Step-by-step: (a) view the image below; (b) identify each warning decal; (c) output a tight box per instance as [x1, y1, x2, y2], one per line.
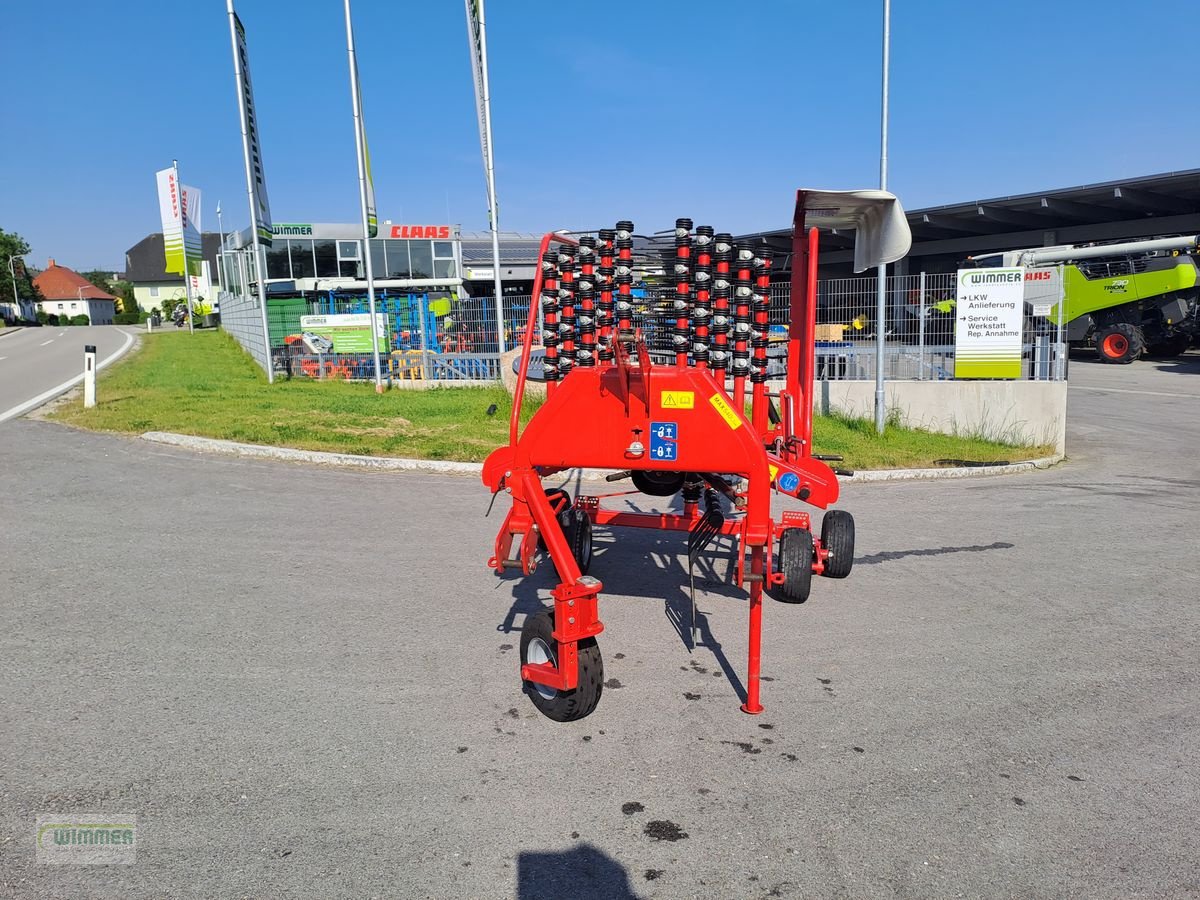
[660, 390, 695, 409]
[708, 393, 743, 430]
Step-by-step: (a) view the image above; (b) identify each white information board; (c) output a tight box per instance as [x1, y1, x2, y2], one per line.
[954, 268, 1025, 378]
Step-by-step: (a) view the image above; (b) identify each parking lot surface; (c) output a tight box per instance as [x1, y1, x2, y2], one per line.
[2, 353, 1198, 898]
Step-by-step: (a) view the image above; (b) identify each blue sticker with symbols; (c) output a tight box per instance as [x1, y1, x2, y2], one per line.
[778, 472, 800, 493]
[649, 421, 679, 461]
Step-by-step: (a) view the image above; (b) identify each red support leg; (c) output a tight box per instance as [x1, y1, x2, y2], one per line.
[741, 545, 765, 715]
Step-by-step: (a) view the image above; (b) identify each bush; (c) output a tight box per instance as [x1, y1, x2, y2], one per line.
[46, 314, 59, 326]
[69, 314, 90, 326]
[114, 312, 141, 325]
[36, 309, 49, 325]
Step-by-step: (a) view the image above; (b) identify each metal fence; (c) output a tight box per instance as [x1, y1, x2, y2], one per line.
[222, 273, 1067, 384]
[218, 292, 272, 374]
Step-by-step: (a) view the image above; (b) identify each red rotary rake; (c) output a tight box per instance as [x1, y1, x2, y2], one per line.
[483, 190, 911, 721]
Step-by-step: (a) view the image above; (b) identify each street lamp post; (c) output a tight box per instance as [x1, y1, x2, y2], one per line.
[874, 0, 892, 434]
[216, 202, 225, 294]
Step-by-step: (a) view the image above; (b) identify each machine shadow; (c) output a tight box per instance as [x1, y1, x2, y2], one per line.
[494, 505, 751, 702]
[516, 844, 641, 900]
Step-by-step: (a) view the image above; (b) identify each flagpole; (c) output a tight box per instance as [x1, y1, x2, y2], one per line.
[344, 0, 384, 392]
[227, 0, 274, 383]
[174, 159, 195, 334]
[465, 0, 506, 355]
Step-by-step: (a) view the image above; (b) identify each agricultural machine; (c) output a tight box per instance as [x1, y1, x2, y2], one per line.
[972, 234, 1200, 364]
[483, 190, 912, 721]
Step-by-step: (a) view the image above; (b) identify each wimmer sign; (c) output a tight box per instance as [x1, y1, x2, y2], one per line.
[954, 267, 1025, 378]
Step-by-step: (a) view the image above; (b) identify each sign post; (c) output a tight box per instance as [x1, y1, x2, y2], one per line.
[954, 268, 1025, 378]
[227, 0, 275, 383]
[465, 0, 507, 355]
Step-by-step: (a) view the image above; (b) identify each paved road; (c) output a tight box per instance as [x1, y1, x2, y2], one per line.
[2, 353, 1198, 898]
[0, 326, 136, 423]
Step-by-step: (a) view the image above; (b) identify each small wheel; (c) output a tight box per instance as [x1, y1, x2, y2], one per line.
[519, 610, 603, 722]
[552, 507, 593, 578]
[775, 527, 814, 603]
[820, 510, 855, 579]
[1094, 324, 1144, 364]
[631, 470, 685, 497]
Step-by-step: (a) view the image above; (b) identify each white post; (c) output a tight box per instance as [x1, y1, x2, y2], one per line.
[873, 0, 891, 434]
[83, 344, 97, 408]
[174, 159, 195, 335]
[227, 0, 275, 383]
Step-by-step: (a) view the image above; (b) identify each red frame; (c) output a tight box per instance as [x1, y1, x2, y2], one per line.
[489, 193, 838, 715]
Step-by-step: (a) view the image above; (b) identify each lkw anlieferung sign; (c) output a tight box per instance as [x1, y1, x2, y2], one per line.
[954, 267, 1025, 379]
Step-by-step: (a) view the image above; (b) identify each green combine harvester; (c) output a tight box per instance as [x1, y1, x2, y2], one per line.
[972, 235, 1199, 363]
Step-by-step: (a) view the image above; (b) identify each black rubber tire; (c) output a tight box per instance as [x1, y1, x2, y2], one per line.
[552, 507, 593, 578]
[631, 470, 686, 497]
[536, 489, 571, 552]
[776, 528, 814, 604]
[519, 610, 603, 722]
[1094, 323, 1144, 364]
[1146, 334, 1191, 358]
[820, 510, 855, 579]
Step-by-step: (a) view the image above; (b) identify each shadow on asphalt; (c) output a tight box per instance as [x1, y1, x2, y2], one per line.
[493, 492, 751, 703]
[854, 541, 1015, 566]
[517, 844, 641, 900]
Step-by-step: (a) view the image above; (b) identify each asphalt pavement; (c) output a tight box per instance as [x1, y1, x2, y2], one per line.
[0, 326, 136, 423]
[1, 352, 1198, 898]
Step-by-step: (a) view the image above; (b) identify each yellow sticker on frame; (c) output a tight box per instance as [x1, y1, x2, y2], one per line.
[661, 390, 695, 410]
[708, 392, 742, 430]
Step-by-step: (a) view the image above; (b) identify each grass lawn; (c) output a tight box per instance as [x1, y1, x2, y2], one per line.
[51, 329, 1053, 467]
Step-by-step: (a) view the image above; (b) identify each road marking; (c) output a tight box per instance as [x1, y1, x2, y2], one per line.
[0, 329, 136, 424]
[1072, 385, 1198, 400]
[0, 356, 6, 361]
[59, 331, 66, 336]
[39, 339, 54, 346]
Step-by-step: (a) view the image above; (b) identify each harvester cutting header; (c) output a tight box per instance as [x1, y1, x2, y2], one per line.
[483, 190, 912, 721]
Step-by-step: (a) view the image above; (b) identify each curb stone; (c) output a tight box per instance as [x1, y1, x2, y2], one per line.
[141, 431, 1064, 483]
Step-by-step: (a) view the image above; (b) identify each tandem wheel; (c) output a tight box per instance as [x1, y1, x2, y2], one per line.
[820, 510, 856, 579]
[519, 610, 604, 722]
[775, 527, 814, 604]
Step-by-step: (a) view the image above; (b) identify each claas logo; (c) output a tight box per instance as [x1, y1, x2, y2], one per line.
[1025, 271, 1052, 281]
[390, 225, 451, 239]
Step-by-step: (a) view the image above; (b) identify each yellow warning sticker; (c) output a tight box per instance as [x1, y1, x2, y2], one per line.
[708, 392, 743, 430]
[768, 464, 779, 483]
[661, 390, 695, 410]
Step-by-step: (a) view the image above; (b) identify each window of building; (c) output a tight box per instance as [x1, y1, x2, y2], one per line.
[57, 303, 64, 310]
[71, 302, 77, 310]
[386, 241, 410, 278]
[433, 241, 456, 279]
[337, 240, 362, 279]
[150, 286, 160, 298]
[313, 240, 338, 278]
[288, 240, 316, 279]
[409, 241, 433, 279]
[368, 239, 387, 279]
[265, 243, 291, 279]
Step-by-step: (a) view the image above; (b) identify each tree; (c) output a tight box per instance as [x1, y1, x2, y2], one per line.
[0, 228, 43, 321]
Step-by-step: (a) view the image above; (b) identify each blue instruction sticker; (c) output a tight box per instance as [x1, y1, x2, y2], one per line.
[778, 472, 800, 493]
[649, 421, 679, 461]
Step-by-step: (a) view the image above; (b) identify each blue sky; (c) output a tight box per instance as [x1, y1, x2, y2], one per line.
[1, 0, 1193, 270]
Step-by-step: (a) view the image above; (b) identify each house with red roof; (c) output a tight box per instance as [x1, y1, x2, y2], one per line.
[32, 259, 116, 325]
